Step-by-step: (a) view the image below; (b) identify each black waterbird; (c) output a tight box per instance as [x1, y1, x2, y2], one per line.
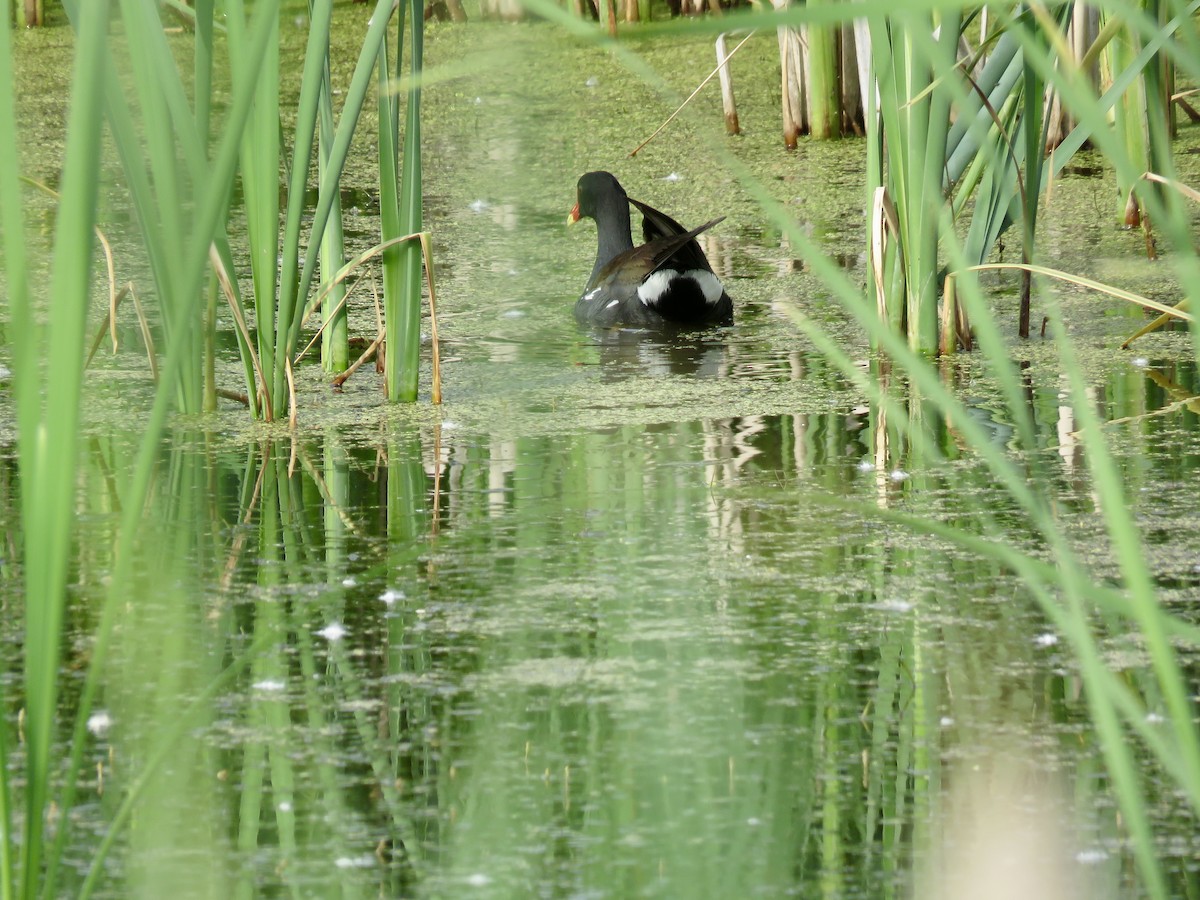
[567, 171, 733, 328]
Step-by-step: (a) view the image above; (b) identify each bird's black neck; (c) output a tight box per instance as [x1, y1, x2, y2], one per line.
[589, 192, 635, 287]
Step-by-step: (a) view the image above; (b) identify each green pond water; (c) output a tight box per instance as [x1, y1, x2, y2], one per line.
[6, 8, 1200, 899]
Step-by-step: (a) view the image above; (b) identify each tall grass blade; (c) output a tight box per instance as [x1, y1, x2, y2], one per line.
[273, 0, 336, 410]
[284, 0, 396, 391]
[0, 5, 26, 895]
[112, 0, 207, 412]
[388, 0, 425, 402]
[226, 0, 282, 414]
[38, 5, 282, 893]
[212, 236, 266, 416]
[12, 0, 110, 892]
[1017, 18, 1051, 340]
[379, 16, 404, 393]
[317, 26, 350, 374]
[195, 0, 219, 411]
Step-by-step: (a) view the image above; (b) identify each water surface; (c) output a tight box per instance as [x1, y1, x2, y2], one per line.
[5, 10, 1200, 899]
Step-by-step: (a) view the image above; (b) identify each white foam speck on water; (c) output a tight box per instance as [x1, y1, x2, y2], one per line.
[889, 469, 910, 482]
[380, 588, 405, 606]
[875, 598, 913, 613]
[1034, 633, 1058, 647]
[252, 679, 286, 693]
[335, 855, 376, 869]
[317, 622, 347, 642]
[87, 711, 113, 737]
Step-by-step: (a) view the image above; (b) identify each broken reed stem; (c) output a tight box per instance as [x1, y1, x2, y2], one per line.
[86, 284, 131, 368]
[294, 276, 363, 363]
[716, 33, 740, 135]
[285, 356, 298, 430]
[419, 231, 442, 405]
[98, 227, 117, 349]
[128, 285, 159, 382]
[216, 388, 250, 406]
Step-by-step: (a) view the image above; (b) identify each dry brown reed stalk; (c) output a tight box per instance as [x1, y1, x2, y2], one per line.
[299, 232, 424, 328]
[285, 356, 298, 430]
[629, 30, 756, 157]
[868, 186, 898, 323]
[85, 282, 160, 382]
[209, 243, 273, 421]
[295, 230, 441, 400]
[1173, 88, 1200, 122]
[128, 285, 158, 381]
[293, 276, 364, 363]
[776, 10, 804, 148]
[215, 388, 249, 406]
[332, 336, 384, 389]
[419, 231, 442, 404]
[939, 275, 973, 354]
[86, 284, 129, 367]
[716, 33, 740, 134]
[947, 261, 1191, 352]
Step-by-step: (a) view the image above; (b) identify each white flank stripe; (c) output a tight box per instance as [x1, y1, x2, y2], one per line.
[688, 269, 725, 305]
[637, 268, 725, 308]
[637, 270, 675, 307]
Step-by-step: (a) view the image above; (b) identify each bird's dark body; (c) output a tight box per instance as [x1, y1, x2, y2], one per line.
[569, 172, 733, 329]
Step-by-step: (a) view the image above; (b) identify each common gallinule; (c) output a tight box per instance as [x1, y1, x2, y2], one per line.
[567, 171, 733, 328]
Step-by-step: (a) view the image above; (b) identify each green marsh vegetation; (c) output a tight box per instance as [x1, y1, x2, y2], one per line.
[1, 0, 1200, 897]
[2, 0, 434, 894]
